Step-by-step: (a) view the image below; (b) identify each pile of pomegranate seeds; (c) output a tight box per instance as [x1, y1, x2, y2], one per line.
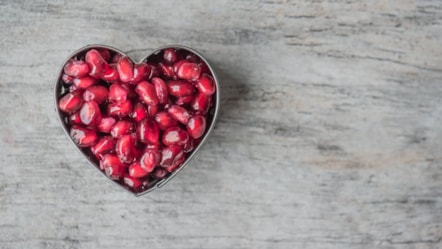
[57, 47, 216, 193]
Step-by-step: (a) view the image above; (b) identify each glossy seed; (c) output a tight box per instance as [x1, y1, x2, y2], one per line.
[186, 115, 206, 139]
[58, 92, 84, 114]
[70, 125, 97, 147]
[117, 56, 134, 82]
[135, 81, 159, 105]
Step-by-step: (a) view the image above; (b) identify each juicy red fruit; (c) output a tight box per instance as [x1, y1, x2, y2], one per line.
[58, 47, 217, 193]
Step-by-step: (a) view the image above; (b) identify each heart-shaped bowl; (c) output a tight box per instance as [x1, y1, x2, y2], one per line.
[54, 44, 220, 196]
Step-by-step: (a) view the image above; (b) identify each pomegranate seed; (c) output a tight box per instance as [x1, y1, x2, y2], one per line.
[173, 60, 187, 74]
[176, 62, 201, 81]
[163, 48, 177, 64]
[185, 53, 199, 63]
[83, 85, 109, 104]
[112, 53, 124, 64]
[152, 77, 169, 104]
[64, 59, 90, 78]
[135, 81, 159, 105]
[147, 105, 158, 118]
[111, 120, 135, 138]
[158, 62, 175, 79]
[187, 115, 206, 139]
[191, 92, 211, 114]
[183, 137, 194, 153]
[91, 136, 116, 159]
[79, 101, 102, 126]
[128, 162, 149, 178]
[160, 145, 184, 167]
[166, 155, 186, 173]
[69, 112, 82, 125]
[168, 105, 191, 124]
[73, 76, 98, 89]
[58, 92, 83, 114]
[100, 154, 126, 179]
[96, 48, 111, 62]
[152, 167, 168, 179]
[116, 134, 137, 164]
[123, 174, 147, 188]
[162, 127, 190, 146]
[117, 56, 134, 82]
[131, 63, 151, 84]
[137, 119, 159, 144]
[97, 116, 116, 133]
[109, 83, 128, 104]
[140, 149, 161, 173]
[154, 112, 178, 130]
[101, 63, 120, 82]
[196, 73, 216, 96]
[175, 94, 194, 105]
[147, 62, 159, 79]
[70, 125, 97, 147]
[85, 49, 108, 79]
[167, 80, 195, 97]
[62, 74, 74, 85]
[129, 102, 147, 122]
[107, 100, 132, 118]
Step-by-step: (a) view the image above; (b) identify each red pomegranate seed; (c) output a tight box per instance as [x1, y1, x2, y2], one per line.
[96, 48, 111, 62]
[158, 62, 175, 79]
[173, 60, 187, 75]
[131, 63, 151, 84]
[107, 99, 132, 118]
[85, 49, 108, 79]
[64, 59, 90, 78]
[110, 120, 135, 138]
[58, 92, 83, 114]
[100, 154, 126, 179]
[198, 62, 211, 75]
[62, 74, 74, 85]
[135, 81, 159, 105]
[187, 115, 206, 139]
[73, 76, 98, 89]
[185, 53, 199, 63]
[137, 119, 159, 144]
[162, 127, 190, 146]
[154, 112, 178, 130]
[191, 92, 211, 114]
[91, 136, 116, 159]
[168, 105, 191, 124]
[166, 154, 185, 173]
[97, 116, 116, 133]
[167, 80, 195, 97]
[152, 77, 169, 104]
[109, 83, 128, 104]
[128, 162, 149, 178]
[112, 53, 124, 64]
[152, 167, 168, 179]
[147, 105, 158, 118]
[116, 134, 137, 164]
[117, 56, 134, 82]
[140, 149, 161, 173]
[123, 174, 147, 188]
[70, 125, 97, 147]
[160, 145, 184, 167]
[196, 73, 216, 96]
[69, 112, 82, 125]
[79, 101, 102, 126]
[129, 102, 147, 122]
[176, 62, 201, 81]
[147, 62, 160, 79]
[101, 63, 120, 82]
[83, 85, 109, 104]
[183, 137, 194, 153]
[175, 94, 194, 105]
[163, 48, 177, 64]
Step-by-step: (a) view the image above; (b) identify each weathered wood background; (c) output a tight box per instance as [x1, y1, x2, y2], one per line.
[1, 0, 441, 248]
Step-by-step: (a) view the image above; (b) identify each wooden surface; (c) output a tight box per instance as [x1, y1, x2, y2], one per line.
[1, 1, 442, 248]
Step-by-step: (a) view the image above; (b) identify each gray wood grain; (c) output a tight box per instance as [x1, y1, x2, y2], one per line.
[1, 0, 441, 248]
